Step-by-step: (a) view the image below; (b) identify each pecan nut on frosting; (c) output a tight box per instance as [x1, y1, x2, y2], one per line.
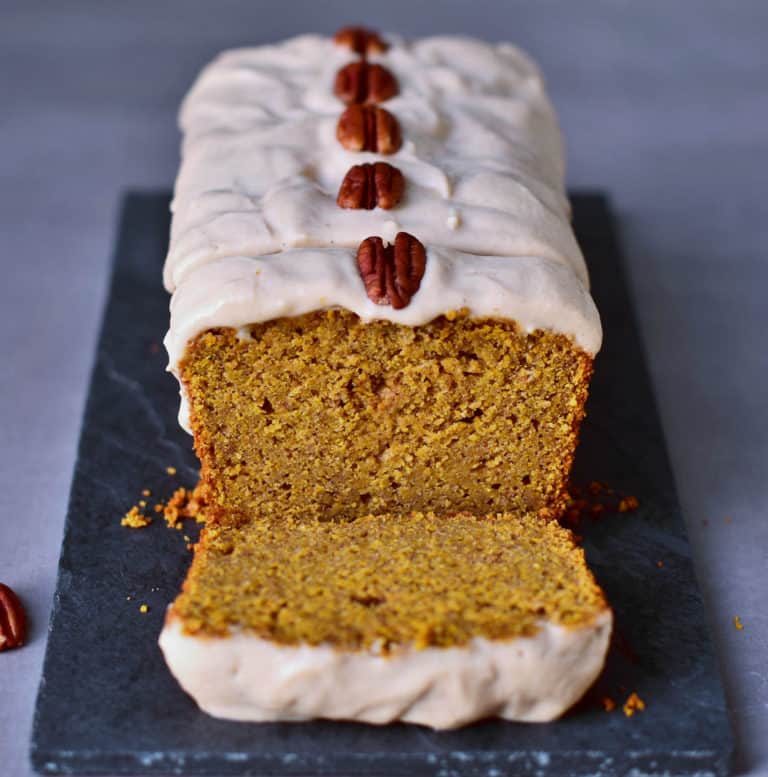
[0, 583, 26, 651]
[337, 104, 402, 154]
[333, 26, 388, 56]
[356, 232, 426, 310]
[334, 61, 398, 105]
[337, 162, 404, 210]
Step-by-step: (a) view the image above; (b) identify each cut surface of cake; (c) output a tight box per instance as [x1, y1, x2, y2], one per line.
[159, 511, 612, 728]
[175, 309, 595, 523]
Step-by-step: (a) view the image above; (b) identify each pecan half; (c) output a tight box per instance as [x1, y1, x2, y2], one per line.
[337, 163, 404, 210]
[356, 232, 426, 309]
[0, 583, 26, 652]
[334, 62, 398, 105]
[333, 26, 388, 56]
[337, 105, 401, 154]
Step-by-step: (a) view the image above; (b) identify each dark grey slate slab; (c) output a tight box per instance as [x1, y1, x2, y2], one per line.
[29, 192, 734, 776]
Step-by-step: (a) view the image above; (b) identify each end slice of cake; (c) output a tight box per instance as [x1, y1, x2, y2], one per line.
[159, 511, 611, 729]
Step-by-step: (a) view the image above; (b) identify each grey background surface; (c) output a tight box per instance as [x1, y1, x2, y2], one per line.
[0, 2, 765, 776]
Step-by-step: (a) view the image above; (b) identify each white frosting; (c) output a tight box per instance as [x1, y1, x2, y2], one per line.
[165, 34, 580, 292]
[165, 248, 601, 368]
[159, 611, 612, 729]
[164, 33, 602, 428]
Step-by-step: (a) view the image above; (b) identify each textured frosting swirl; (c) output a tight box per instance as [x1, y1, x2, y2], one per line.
[165, 34, 587, 289]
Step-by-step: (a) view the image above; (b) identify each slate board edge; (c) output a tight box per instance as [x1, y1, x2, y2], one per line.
[30, 746, 733, 777]
[28, 191, 735, 777]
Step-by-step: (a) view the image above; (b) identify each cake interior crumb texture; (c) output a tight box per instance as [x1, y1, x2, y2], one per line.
[180, 310, 593, 525]
[172, 511, 607, 651]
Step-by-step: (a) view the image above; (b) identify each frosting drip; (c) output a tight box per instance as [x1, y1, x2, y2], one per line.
[165, 247, 601, 368]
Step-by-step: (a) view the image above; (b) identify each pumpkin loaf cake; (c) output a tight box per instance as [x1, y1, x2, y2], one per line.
[160, 511, 612, 728]
[159, 28, 609, 727]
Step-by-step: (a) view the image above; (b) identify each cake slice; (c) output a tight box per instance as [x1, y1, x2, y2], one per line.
[159, 511, 611, 728]
[163, 31, 602, 526]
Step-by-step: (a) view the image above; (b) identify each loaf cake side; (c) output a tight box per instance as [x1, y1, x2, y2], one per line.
[159, 511, 612, 728]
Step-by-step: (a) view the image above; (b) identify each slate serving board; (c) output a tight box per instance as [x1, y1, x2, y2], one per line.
[30, 192, 733, 777]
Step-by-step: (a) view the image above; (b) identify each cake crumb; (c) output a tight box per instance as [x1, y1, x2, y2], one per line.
[163, 484, 208, 528]
[154, 504, 164, 513]
[623, 692, 645, 717]
[139, 604, 149, 614]
[166, 466, 177, 475]
[142, 489, 151, 497]
[126, 596, 132, 601]
[734, 615, 744, 631]
[656, 560, 664, 568]
[602, 696, 616, 712]
[618, 496, 639, 513]
[164, 506, 179, 529]
[139, 500, 147, 508]
[121, 506, 152, 529]
[561, 482, 640, 535]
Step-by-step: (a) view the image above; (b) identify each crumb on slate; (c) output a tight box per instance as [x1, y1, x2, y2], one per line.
[560, 482, 640, 539]
[166, 466, 177, 475]
[122, 481, 207, 537]
[139, 604, 149, 614]
[623, 692, 645, 717]
[121, 506, 152, 529]
[602, 697, 616, 712]
[734, 615, 744, 631]
[618, 495, 639, 513]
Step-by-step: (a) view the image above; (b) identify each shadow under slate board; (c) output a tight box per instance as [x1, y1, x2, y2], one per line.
[30, 191, 733, 777]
